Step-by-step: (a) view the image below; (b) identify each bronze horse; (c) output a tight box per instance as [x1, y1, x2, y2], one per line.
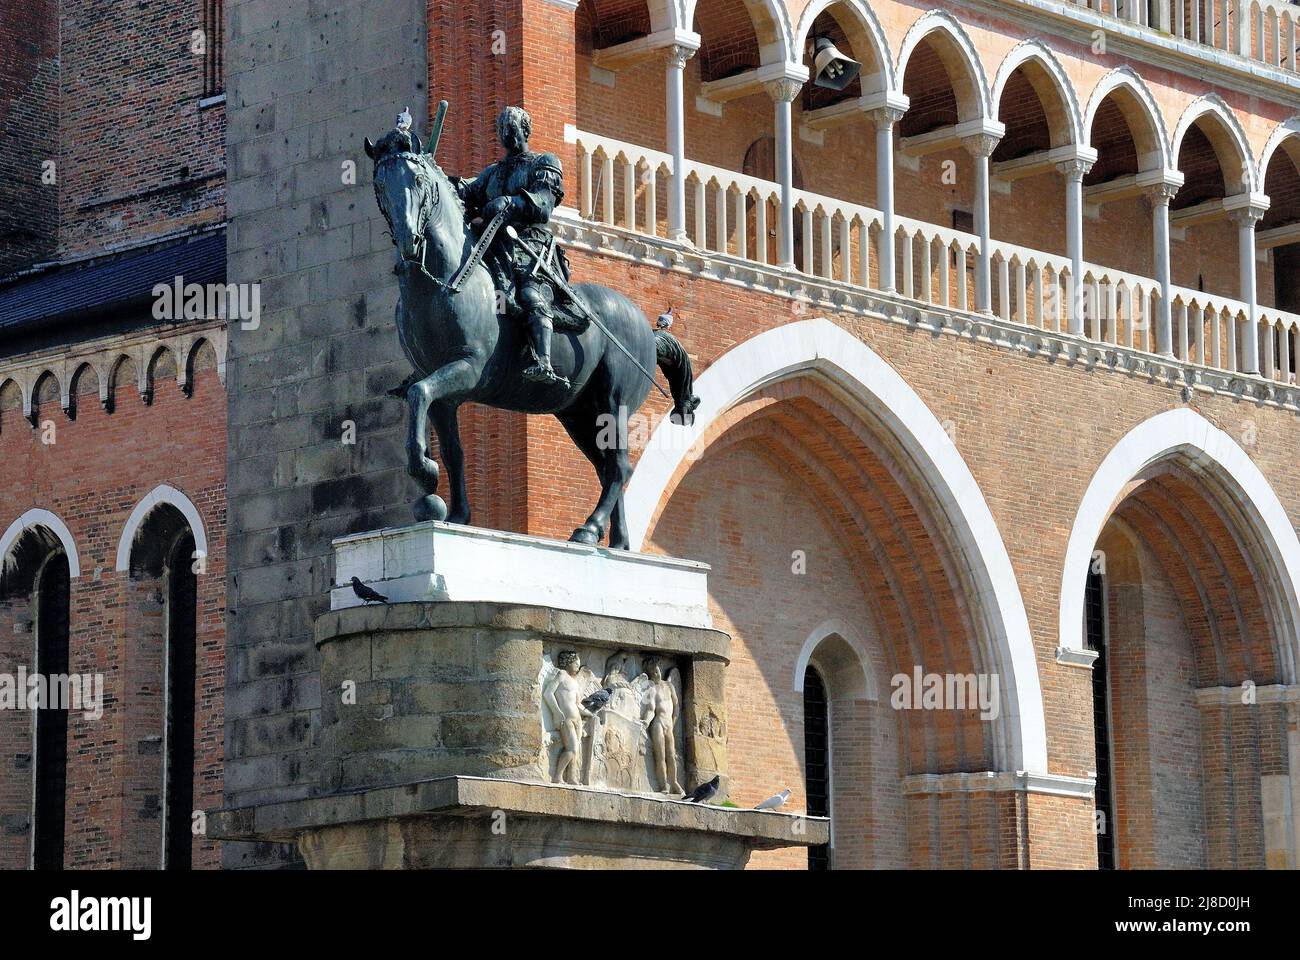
[366, 128, 697, 548]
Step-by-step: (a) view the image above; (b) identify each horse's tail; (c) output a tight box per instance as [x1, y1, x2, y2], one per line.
[653, 330, 700, 426]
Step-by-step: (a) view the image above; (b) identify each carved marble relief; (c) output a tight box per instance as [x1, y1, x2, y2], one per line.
[539, 646, 685, 795]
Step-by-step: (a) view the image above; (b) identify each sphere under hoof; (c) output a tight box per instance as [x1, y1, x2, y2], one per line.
[414, 494, 449, 523]
[569, 525, 600, 545]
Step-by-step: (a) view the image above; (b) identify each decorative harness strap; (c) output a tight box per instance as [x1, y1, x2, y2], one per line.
[447, 206, 512, 294]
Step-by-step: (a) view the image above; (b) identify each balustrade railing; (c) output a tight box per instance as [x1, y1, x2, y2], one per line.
[1069, 0, 1300, 74]
[568, 128, 1300, 384]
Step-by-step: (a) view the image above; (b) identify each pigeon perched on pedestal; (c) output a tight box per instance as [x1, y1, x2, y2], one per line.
[581, 687, 614, 713]
[683, 775, 720, 804]
[350, 577, 389, 604]
[753, 788, 790, 811]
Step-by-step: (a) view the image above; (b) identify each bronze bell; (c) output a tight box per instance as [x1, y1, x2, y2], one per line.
[811, 35, 861, 92]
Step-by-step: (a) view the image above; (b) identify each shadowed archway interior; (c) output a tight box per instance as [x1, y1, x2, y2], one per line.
[645, 374, 1013, 868]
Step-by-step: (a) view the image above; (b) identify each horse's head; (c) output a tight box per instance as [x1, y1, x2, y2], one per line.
[365, 129, 458, 272]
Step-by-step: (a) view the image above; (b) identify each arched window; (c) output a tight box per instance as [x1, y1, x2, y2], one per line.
[119, 496, 202, 869]
[803, 664, 831, 870]
[32, 552, 70, 870]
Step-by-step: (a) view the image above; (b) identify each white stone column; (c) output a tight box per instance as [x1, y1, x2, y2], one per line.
[965, 133, 999, 314]
[1057, 157, 1092, 336]
[1146, 182, 1178, 357]
[666, 44, 696, 244]
[1231, 205, 1265, 375]
[767, 78, 802, 270]
[870, 105, 905, 293]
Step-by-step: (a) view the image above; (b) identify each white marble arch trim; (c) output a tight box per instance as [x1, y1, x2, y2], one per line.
[1057, 408, 1300, 683]
[624, 317, 1048, 774]
[0, 508, 82, 578]
[114, 484, 210, 573]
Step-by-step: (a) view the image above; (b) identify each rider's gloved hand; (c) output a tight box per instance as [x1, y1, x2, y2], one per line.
[482, 195, 520, 220]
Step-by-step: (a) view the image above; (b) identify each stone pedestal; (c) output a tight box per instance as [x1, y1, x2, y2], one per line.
[210, 523, 827, 868]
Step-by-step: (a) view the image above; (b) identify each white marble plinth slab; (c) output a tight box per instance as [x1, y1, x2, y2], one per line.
[330, 522, 712, 629]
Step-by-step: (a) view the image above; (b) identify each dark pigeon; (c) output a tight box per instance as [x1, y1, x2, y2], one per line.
[682, 775, 720, 804]
[581, 687, 614, 713]
[350, 576, 389, 604]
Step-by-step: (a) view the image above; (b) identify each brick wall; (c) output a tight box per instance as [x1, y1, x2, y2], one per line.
[0, 360, 227, 868]
[0, 0, 58, 274]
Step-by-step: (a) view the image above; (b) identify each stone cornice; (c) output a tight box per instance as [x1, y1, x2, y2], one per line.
[551, 209, 1300, 414]
[961, 0, 1300, 107]
[902, 770, 1096, 798]
[0, 321, 227, 421]
[1194, 683, 1300, 707]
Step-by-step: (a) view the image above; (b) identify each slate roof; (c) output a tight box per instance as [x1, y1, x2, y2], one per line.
[0, 230, 226, 335]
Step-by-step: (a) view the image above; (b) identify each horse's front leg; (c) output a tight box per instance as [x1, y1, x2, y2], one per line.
[430, 401, 470, 525]
[407, 358, 477, 522]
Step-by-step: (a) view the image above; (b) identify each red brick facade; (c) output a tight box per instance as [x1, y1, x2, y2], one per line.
[0, 0, 226, 869]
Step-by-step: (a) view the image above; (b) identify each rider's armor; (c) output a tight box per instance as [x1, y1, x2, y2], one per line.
[456, 149, 570, 385]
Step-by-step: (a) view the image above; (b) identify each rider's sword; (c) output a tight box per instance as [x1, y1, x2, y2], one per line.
[505, 226, 669, 399]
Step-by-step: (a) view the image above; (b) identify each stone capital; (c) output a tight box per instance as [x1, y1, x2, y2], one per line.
[1055, 157, 1094, 180]
[1142, 181, 1180, 207]
[764, 77, 803, 103]
[1224, 192, 1270, 227]
[868, 104, 907, 131]
[666, 43, 697, 71]
[962, 132, 1000, 160]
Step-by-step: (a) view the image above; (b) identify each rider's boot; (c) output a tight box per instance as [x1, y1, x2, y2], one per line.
[522, 313, 569, 387]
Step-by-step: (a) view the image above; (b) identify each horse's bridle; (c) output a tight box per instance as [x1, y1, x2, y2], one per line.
[375, 152, 442, 283]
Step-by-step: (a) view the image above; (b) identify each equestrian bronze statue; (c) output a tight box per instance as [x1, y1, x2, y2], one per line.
[366, 103, 698, 549]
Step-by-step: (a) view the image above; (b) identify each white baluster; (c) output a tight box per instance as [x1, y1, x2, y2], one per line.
[956, 244, 969, 310]
[998, 257, 1010, 321]
[858, 221, 870, 289]
[1015, 259, 1027, 324]
[601, 153, 615, 224]
[1292, 323, 1300, 381]
[645, 167, 657, 237]
[693, 178, 706, 246]
[1228, 311, 1239, 370]
[734, 190, 747, 262]
[938, 239, 950, 307]
[755, 194, 767, 265]
[1177, 301, 1189, 358]
[802, 207, 814, 274]
[623, 159, 637, 232]
[820, 211, 833, 279]
[1263, 316, 1276, 375]
[1211, 306, 1222, 367]
[901, 231, 914, 298]
[920, 236, 933, 303]
[580, 148, 593, 219]
[839, 218, 852, 284]
[1031, 264, 1043, 327]
[1090, 278, 1102, 341]
[715, 182, 728, 254]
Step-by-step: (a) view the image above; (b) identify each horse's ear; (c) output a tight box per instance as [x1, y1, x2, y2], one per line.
[364, 137, 376, 159]
[410, 130, 423, 153]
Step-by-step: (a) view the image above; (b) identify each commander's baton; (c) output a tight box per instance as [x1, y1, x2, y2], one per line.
[505, 226, 669, 400]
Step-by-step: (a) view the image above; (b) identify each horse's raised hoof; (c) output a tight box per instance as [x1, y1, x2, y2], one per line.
[414, 494, 449, 523]
[568, 524, 601, 545]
